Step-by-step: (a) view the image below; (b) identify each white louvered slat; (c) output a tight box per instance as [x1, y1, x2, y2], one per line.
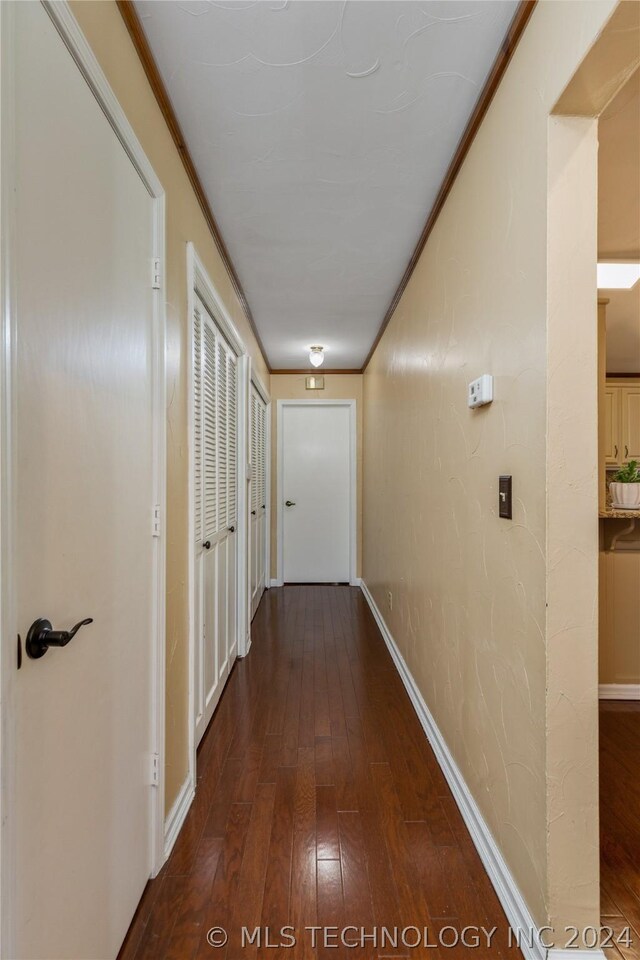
[194, 290, 242, 749]
[258, 400, 265, 509]
[251, 392, 258, 513]
[228, 351, 237, 525]
[193, 307, 203, 541]
[216, 336, 228, 531]
[203, 317, 217, 538]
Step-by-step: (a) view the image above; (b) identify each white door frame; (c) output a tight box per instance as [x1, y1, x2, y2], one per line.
[276, 399, 357, 587]
[0, 1, 167, 951]
[249, 369, 271, 634]
[186, 243, 249, 783]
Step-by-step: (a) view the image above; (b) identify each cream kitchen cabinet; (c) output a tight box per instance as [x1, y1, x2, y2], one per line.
[603, 386, 622, 466]
[621, 385, 640, 463]
[604, 380, 640, 467]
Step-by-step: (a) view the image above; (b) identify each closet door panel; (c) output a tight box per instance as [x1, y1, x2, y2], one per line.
[194, 297, 239, 744]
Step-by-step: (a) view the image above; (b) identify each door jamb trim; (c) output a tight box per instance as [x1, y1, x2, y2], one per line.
[276, 399, 357, 587]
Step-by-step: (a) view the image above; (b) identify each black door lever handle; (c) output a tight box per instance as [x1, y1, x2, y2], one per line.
[26, 617, 93, 660]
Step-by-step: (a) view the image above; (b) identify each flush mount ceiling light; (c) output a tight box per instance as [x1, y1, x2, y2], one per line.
[309, 345, 324, 368]
[597, 262, 640, 289]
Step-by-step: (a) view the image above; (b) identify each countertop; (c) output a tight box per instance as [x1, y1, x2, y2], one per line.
[600, 507, 640, 519]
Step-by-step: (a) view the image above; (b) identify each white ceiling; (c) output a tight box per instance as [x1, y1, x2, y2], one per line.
[136, 0, 520, 369]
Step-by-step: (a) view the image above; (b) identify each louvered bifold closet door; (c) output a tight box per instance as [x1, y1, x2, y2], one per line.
[225, 346, 238, 666]
[250, 385, 267, 619]
[193, 305, 205, 736]
[251, 392, 258, 515]
[203, 319, 218, 545]
[194, 296, 239, 746]
[250, 390, 259, 613]
[259, 401, 266, 511]
[257, 399, 267, 597]
[193, 307, 203, 548]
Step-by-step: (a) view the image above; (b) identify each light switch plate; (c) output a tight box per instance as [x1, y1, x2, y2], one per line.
[468, 374, 493, 408]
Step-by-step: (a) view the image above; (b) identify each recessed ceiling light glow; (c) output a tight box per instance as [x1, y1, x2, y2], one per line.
[597, 262, 640, 289]
[309, 345, 324, 368]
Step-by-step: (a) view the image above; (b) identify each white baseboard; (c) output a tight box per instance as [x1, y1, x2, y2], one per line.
[163, 773, 195, 860]
[269, 578, 282, 588]
[599, 683, 640, 700]
[549, 952, 607, 959]
[359, 581, 605, 960]
[350, 577, 362, 587]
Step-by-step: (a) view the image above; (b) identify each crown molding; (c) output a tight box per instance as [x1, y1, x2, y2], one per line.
[116, 0, 272, 372]
[270, 368, 363, 376]
[362, 0, 537, 370]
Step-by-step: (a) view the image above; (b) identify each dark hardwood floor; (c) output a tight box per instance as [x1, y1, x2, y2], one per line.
[118, 585, 524, 959]
[601, 700, 640, 960]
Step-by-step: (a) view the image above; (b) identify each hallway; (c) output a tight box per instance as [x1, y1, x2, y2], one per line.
[600, 701, 640, 959]
[119, 586, 520, 960]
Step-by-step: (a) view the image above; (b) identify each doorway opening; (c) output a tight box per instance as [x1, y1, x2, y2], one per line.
[596, 66, 640, 951]
[276, 400, 357, 586]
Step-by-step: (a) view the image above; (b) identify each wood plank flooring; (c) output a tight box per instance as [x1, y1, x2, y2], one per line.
[118, 585, 523, 959]
[600, 700, 640, 960]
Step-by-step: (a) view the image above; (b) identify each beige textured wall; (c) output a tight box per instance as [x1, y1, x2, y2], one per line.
[70, 1, 269, 813]
[546, 114, 600, 938]
[599, 67, 640, 260]
[363, 0, 617, 934]
[269, 374, 363, 580]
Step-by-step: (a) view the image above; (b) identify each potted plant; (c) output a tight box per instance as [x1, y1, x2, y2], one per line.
[610, 460, 640, 509]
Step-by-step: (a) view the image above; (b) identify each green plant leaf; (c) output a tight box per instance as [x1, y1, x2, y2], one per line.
[612, 460, 640, 483]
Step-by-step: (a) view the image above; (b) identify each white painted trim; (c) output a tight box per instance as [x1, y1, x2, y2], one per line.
[270, 578, 282, 588]
[548, 952, 606, 960]
[359, 581, 605, 960]
[186, 243, 249, 788]
[276, 400, 357, 586]
[236, 353, 251, 659]
[599, 683, 640, 700]
[0, 6, 167, 951]
[186, 243, 246, 359]
[251, 367, 271, 405]
[163, 773, 195, 861]
[150, 188, 167, 880]
[43, 2, 163, 201]
[0, 4, 18, 951]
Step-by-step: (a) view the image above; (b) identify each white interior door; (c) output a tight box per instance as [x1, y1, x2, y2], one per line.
[11, 4, 158, 957]
[194, 297, 238, 746]
[250, 385, 267, 619]
[281, 403, 352, 583]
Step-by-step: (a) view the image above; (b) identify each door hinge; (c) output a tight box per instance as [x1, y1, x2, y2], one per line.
[152, 503, 161, 538]
[150, 753, 160, 786]
[151, 257, 161, 290]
